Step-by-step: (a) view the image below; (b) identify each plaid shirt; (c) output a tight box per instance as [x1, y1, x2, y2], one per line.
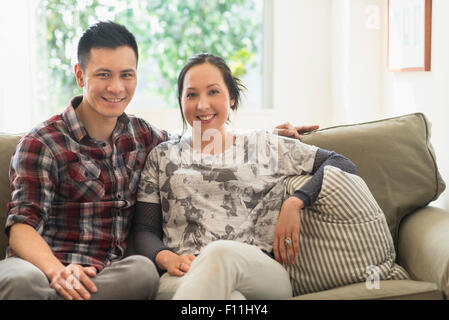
[5, 96, 169, 270]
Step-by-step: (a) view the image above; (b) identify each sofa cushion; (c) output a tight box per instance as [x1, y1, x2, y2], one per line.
[300, 112, 446, 247]
[0, 134, 22, 259]
[293, 280, 442, 300]
[286, 166, 409, 296]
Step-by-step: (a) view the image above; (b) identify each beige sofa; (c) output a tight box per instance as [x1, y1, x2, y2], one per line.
[0, 112, 447, 299]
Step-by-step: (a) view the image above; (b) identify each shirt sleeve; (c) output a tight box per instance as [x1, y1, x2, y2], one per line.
[5, 136, 57, 235]
[137, 147, 162, 204]
[292, 148, 357, 207]
[271, 132, 319, 175]
[138, 117, 170, 148]
[133, 201, 173, 274]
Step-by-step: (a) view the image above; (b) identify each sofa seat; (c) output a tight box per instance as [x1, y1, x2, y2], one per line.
[294, 280, 442, 300]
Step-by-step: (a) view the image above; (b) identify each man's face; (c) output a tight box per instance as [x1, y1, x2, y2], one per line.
[75, 46, 137, 120]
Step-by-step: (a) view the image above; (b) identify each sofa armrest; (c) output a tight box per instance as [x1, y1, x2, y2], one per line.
[398, 206, 449, 298]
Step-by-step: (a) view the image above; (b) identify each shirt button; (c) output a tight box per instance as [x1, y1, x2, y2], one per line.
[117, 194, 122, 200]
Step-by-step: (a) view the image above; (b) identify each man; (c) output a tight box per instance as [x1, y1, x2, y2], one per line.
[0, 21, 317, 300]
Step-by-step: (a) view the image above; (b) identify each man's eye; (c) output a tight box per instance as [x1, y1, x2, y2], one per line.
[97, 73, 109, 78]
[122, 73, 134, 78]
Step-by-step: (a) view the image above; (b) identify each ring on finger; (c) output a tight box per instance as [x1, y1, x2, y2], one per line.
[284, 237, 292, 246]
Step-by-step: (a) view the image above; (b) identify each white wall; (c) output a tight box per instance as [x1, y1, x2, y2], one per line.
[383, 0, 449, 209]
[233, 0, 332, 130]
[330, 0, 385, 125]
[0, 0, 42, 133]
[270, 0, 332, 128]
[264, 0, 448, 210]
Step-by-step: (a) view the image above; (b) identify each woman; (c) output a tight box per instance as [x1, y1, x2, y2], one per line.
[133, 53, 356, 299]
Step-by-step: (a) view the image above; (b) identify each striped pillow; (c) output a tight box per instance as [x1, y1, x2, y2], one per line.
[285, 166, 409, 296]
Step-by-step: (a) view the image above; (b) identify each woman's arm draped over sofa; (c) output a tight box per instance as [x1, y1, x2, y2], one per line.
[292, 148, 357, 207]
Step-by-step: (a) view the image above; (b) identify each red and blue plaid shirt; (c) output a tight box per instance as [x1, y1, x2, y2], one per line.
[5, 96, 169, 270]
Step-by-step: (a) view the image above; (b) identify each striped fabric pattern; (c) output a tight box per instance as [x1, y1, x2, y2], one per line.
[285, 166, 409, 296]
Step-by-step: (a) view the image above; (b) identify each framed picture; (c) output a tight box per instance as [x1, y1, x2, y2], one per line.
[387, 0, 432, 72]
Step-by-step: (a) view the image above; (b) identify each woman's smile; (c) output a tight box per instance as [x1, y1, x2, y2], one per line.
[196, 114, 216, 124]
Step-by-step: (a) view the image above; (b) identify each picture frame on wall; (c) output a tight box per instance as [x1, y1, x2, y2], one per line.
[387, 0, 432, 72]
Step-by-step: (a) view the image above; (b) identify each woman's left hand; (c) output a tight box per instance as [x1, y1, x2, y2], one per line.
[273, 196, 304, 267]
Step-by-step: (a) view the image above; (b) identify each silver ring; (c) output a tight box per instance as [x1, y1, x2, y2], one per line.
[284, 237, 292, 246]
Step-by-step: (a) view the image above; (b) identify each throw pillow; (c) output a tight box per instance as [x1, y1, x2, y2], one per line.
[285, 166, 409, 296]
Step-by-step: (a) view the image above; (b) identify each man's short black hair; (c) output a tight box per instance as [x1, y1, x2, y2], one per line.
[77, 21, 138, 70]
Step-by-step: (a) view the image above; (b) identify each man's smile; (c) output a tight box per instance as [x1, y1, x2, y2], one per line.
[102, 97, 125, 103]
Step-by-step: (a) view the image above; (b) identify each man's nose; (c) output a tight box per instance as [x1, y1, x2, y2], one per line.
[107, 76, 125, 93]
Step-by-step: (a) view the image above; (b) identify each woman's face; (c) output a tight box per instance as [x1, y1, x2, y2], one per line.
[181, 63, 235, 137]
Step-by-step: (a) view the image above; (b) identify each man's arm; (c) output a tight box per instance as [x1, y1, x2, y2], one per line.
[274, 122, 319, 140]
[9, 223, 97, 300]
[7, 137, 96, 300]
[9, 223, 65, 279]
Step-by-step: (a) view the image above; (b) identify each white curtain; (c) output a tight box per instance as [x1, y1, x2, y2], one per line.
[0, 0, 44, 134]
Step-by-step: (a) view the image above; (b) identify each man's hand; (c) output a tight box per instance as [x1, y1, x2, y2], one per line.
[274, 123, 319, 140]
[273, 197, 304, 266]
[9, 223, 97, 300]
[156, 250, 196, 277]
[48, 264, 97, 300]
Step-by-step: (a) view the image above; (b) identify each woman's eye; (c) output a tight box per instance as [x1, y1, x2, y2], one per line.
[209, 89, 219, 95]
[186, 92, 196, 98]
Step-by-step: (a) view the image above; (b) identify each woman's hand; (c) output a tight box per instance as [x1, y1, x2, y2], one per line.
[273, 196, 304, 267]
[155, 250, 196, 277]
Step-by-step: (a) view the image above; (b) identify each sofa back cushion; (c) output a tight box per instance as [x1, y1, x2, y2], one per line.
[300, 113, 446, 246]
[0, 134, 22, 258]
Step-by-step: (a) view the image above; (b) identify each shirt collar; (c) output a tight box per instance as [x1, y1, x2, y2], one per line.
[62, 96, 131, 143]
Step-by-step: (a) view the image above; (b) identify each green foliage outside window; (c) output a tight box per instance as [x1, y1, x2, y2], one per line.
[36, 0, 262, 111]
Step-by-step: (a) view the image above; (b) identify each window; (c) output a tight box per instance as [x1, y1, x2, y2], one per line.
[0, 0, 266, 133]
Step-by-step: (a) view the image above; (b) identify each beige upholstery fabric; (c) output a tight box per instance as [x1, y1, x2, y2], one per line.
[293, 280, 442, 300]
[398, 206, 449, 298]
[0, 134, 22, 258]
[300, 113, 446, 246]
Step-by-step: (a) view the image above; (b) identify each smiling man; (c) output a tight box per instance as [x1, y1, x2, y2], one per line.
[74, 45, 138, 142]
[0, 21, 165, 300]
